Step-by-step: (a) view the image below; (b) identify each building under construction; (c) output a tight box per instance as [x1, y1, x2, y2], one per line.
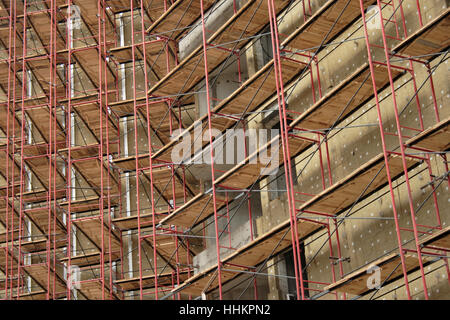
[0, 0, 449, 300]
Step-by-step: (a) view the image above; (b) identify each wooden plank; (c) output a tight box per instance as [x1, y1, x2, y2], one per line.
[151, 0, 379, 164]
[420, 226, 450, 250]
[60, 195, 119, 214]
[0, 102, 21, 138]
[56, 96, 119, 155]
[71, 101, 119, 146]
[112, 153, 150, 171]
[170, 152, 418, 294]
[106, 0, 167, 20]
[297, 154, 419, 215]
[22, 160, 64, 192]
[324, 253, 429, 295]
[59, 143, 119, 160]
[59, 0, 115, 35]
[142, 166, 188, 199]
[0, 247, 18, 274]
[17, 7, 66, 52]
[159, 193, 217, 228]
[159, 123, 312, 228]
[406, 117, 450, 152]
[152, 56, 306, 163]
[77, 279, 119, 300]
[24, 100, 66, 145]
[22, 144, 66, 190]
[60, 251, 120, 267]
[24, 57, 66, 97]
[72, 158, 120, 196]
[393, 8, 450, 59]
[148, 0, 375, 101]
[0, 60, 23, 102]
[0, 277, 19, 291]
[0, 16, 67, 97]
[173, 217, 321, 295]
[72, 217, 121, 253]
[143, 233, 192, 268]
[109, 39, 177, 81]
[290, 64, 402, 130]
[0, 149, 21, 181]
[0, 0, 24, 17]
[0, 229, 21, 243]
[110, 97, 163, 117]
[115, 270, 189, 291]
[0, 197, 19, 232]
[23, 206, 66, 237]
[57, 45, 116, 89]
[18, 188, 66, 203]
[146, 0, 216, 40]
[109, 98, 176, 144]
[0, 195, 15, 229]
[0, 184, 21, 198]
[21, 238, 66, 253]
[112, 212, 168, 231]
[111, 157, 192, 201]
[147, 0, 292, 101]
[22, 263, 66, 296]
[215, 136, 312, 190]
[14, 290, 49, 300]
[22, 142, 66, 157]
[104, 0, 136, 13]
[0, 5, 63, 100]
[282, 0, 376, 51]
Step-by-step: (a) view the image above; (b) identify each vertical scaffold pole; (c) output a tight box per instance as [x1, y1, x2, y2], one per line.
[200, 0, 223, 299]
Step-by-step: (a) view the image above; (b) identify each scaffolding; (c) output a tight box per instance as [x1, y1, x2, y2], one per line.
[0, 0, 448, 300]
